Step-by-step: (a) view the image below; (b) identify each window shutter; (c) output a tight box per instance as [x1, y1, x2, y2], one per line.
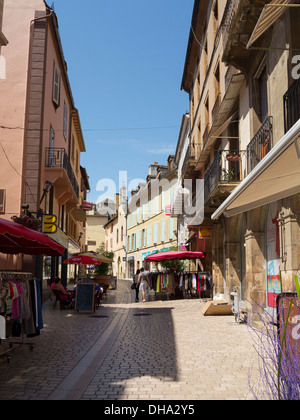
[169, 217, 174, 239]
[154, 223, 158, 243]
[147, 226, 151, 246]
[52, 63, 61, 106]
[0, 189, 5, 214]
[161, 191, 165, 212]
[161, 220, 165, 242]
[154, 196, 159, 215]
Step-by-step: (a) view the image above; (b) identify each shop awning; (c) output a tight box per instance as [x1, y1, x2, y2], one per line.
[211, 119, 300, 219]
[145, 251, 205, 262]
[247, 0, 298, 49]
[0, 217, 65, 256]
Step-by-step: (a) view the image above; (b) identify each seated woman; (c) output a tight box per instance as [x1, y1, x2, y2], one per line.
[51, 277, 74, 306]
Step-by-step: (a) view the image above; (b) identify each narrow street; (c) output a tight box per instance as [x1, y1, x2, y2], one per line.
[0, 280, 261, 401]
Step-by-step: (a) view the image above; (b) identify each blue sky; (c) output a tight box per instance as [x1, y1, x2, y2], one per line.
[53, 0, 194, 203]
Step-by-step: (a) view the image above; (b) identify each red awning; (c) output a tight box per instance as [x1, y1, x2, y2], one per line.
[145, 251, 205, 262]
[0, 217, 65, 256]
[64, 255, 101, 265]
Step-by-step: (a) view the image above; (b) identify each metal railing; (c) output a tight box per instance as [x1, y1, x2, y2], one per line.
[247, 116, 273, 174]
[45, 148, 79, 198]
[284, 79, 300, 134]
[204, 150, 246, 201]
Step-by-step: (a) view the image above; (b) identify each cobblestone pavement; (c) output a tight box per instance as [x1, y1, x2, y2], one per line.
[0, 279, 262, 400]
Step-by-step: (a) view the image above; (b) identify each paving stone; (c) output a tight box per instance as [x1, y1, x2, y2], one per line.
[0, 279, 262, 401]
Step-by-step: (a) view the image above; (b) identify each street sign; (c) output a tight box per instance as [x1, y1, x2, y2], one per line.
[43, 214, 57, 234]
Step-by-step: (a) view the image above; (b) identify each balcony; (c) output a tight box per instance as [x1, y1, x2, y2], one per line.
[284, 79, 300, 134]
[45, 148, 79, 199]
[204, 150, 246, 204]
[222, 0, 266, 73]
[247, 116, 273, 174]
[181, 144, 197, 180]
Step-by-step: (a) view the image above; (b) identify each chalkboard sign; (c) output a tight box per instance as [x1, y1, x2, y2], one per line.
[75, 283, 95, 313]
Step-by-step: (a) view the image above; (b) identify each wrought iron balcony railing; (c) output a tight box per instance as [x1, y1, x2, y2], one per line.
[204, 150, 246, 202]
[45, 148, 79, 198]
[247, 116, 273, 174]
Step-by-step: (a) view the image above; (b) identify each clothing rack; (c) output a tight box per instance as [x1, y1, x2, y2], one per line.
[178, 271, 213, 300]
[148, 270, 213, 301]
[0, 271, 35, 363]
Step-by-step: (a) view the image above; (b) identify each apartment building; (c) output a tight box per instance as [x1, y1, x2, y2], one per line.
[126, 159, 178, 278]
[0, 1, 89, 291]
[182, 0, 300, 322]
[104, 188, 127, 278]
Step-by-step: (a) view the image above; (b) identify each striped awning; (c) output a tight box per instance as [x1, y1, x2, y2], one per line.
[247, 0, 299, 49]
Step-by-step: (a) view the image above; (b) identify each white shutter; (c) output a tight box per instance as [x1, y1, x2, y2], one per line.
[161, 220, 165, 242]
[169, 217, 174, 239]
[147, 226, 151, 246]
[154, 223, 158, 243]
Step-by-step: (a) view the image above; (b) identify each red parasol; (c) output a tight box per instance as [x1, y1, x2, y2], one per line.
[145, 251, 205, 262]
[64, 255, 102, 265]
[0, 217, 64, 256]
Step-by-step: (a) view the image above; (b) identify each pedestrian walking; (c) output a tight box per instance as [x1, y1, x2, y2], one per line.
[137, 267, 150, 302]
[132, 269, 140, 302]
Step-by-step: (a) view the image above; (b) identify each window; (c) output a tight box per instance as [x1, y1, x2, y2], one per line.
[52, 62, 61, 106]
[213, 1, 219, 26]
[253, 59, 268, 124]
[259, 68, 268, 123]
[0, 189, 5, 214]
[63, 102, 68, 139]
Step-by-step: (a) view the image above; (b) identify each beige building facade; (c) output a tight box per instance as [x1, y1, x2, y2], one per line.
[85, 206, 107, 253]
[182, 0, 300, 323]
[126, 159, 178, 278]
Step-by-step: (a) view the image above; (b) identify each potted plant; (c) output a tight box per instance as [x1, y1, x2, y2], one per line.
[222, 168, 237, 182]
[226, 151, 240, 161]
[94, 242, 114, 286]
[11, 215, 42, 231]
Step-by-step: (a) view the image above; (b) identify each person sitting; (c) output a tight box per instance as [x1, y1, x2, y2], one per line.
[94, 282, 104, 308]
[51, 277, 74, 307]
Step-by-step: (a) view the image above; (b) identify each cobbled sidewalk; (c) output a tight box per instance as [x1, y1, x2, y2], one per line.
[0, 280, 261, 400]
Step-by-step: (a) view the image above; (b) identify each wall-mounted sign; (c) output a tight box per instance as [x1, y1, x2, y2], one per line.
[199, 227, 211, 239]
[165, 205, 171, 216]
[43, 214, 57, 234]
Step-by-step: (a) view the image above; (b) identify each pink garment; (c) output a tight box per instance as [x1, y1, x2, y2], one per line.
[11, 282, 23, 320]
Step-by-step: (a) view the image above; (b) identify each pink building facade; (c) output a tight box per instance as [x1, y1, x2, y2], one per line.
[0, 1, 88, 291]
